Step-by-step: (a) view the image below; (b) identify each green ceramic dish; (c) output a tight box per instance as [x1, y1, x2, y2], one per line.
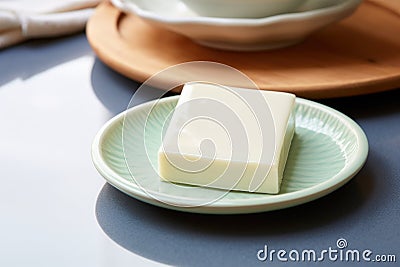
[91, 96, 368, 214]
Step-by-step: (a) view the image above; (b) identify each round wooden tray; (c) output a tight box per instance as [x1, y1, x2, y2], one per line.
[87, 0, 400, 98]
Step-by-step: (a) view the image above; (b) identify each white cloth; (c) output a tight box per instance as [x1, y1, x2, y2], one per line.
[0, 0, 101, 49]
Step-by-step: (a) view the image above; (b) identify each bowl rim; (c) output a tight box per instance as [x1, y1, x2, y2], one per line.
[110, 0, 362, 26]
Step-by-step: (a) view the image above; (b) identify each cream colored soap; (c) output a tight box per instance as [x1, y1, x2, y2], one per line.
[158, 83, 295, 194]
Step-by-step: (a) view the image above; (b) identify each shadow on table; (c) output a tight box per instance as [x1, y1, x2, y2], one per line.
[90, 55, 400, 120]
[90, 59, 176, 116]
[95, 157, 380, 266]
[90, 56, 399, 266]
[90, 59, 139, 115]
[93, 82, 400, 266]
[320, 88, 400, 120]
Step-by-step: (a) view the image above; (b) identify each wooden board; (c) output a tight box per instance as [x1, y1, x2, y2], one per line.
[87, 0, 400, 98]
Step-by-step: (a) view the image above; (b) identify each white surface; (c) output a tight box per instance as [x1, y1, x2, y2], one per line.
[0, 45, 165, 267]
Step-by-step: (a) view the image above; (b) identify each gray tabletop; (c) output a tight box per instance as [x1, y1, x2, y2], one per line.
[0, 33, 399, 267]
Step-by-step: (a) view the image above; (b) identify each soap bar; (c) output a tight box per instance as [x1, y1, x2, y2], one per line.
[158, 83, 295, 194]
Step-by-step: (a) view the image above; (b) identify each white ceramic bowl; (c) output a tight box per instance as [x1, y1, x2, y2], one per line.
[180, 0, 306, 18]
[111, 0, 362, 51]
[299, 0, 341, 11]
